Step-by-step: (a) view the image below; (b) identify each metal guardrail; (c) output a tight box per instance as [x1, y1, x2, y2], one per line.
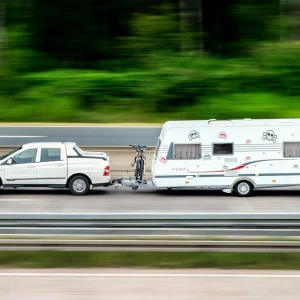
[0, 238, 300, 252]
[1, 213, 300, 236]
[1, 214, 300, 251]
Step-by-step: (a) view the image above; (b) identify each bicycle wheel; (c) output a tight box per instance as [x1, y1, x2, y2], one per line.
[135, 160, 142, 181]
[139, 159, 144, 181]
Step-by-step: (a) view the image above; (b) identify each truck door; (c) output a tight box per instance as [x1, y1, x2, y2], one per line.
[3, 148, 38, 185]
[36, 147, 67, 185]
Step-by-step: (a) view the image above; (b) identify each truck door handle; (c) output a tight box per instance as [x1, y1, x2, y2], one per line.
[56, 163, 65, 166]
[27, 165, 35, 168]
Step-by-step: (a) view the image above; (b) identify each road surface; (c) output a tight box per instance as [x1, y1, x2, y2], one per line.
[1, 268, 300, 300]
[0, 186, 300, 213]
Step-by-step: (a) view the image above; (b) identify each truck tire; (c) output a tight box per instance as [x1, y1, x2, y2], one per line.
[234, 181, 253, 197]
[69, 175, 90, 196]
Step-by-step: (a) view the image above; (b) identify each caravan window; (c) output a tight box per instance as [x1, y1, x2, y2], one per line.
[284, 142, 300, 157]
[213, 143, 233, 155]
[174, 144, 201, 159]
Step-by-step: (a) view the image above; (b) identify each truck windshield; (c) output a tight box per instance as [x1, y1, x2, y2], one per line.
[0, 146, 22, 160]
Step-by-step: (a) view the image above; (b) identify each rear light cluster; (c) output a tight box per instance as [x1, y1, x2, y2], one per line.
[103, 166, 110, 176]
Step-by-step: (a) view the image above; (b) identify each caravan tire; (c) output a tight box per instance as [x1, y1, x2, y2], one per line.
[234, 181, 253, 197]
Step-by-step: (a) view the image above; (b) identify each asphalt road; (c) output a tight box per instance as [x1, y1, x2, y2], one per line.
[2, 268, 300, 300]
[0, 125, 161, 147]
[1, 186, 300, 213]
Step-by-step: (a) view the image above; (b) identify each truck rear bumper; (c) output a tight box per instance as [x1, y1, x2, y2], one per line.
[92, 182, 113, 187]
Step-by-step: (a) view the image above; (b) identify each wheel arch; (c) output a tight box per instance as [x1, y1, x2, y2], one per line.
[231, 177, 256, 190]
[67, 173, 92, 187]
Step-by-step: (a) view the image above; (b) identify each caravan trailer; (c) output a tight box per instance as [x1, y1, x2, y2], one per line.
[151, 119, 300, 196]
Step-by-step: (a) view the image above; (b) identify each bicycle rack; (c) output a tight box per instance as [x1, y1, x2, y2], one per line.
[112, 178, 154, 190]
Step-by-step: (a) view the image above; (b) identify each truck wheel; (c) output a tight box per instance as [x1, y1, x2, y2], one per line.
[69, 175, 90, 196]
[234, 181, 253, 197]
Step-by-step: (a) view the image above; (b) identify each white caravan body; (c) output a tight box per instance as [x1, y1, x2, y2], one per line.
[151, 119, 300, 196]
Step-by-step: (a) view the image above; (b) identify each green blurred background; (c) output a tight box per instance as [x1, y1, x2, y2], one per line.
[0, 0, 300, 123]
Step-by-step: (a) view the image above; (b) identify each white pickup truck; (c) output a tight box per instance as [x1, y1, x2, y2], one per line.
[0, 142, 111, 195]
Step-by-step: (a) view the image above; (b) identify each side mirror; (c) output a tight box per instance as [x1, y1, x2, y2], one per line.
[6, 158, 13, 165]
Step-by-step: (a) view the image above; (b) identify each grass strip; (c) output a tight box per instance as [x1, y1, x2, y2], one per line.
[1, 251, 300, 269]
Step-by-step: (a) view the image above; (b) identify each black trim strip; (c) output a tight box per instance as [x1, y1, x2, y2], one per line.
[71, 147, 107, 160]
[155, 173, 300, 179]
[38, 177, 66, 180]
[93, 182, 112, 187]
[67, 156, 107, 161]
[6, 178, 37, 181]
[4, 184, 66, 188]
[6, 177, 65, 181]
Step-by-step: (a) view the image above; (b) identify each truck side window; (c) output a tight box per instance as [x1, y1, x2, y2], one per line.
[284, 142, 300, 157]
[174, 144, 201, 159]
[12, 149, 37, 164]
[41, 148, 61, 162]
[213, 143, 233, 155]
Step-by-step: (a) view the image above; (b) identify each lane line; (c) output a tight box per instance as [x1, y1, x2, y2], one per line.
[0, 199, 32, 201]
[0, 273, 300, 278]
[1, 212, 300, 215]
[0, 136, 47, 138]
[0, 126, 161, 128]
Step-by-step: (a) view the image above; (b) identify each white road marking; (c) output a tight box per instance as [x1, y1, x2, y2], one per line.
[0, 125, 160, 128]
[0, 273, 300, 278]
[0, 136, 47, 138]
[0, 199, 31, 201]
[1, 212, 300, 215]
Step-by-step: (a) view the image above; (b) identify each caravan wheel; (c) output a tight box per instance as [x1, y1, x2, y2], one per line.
[234, 181, 253, 197]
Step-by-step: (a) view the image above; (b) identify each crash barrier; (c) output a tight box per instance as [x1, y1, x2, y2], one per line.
[1, 213, 300, 236]
[0, 238, 300, 252]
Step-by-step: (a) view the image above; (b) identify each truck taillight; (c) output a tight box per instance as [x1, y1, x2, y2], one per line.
[103, 166, 110, 176]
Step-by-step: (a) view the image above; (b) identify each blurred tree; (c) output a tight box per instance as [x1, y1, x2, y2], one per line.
[2, 0, 295, 65]
[123, 4, 180, 58]
[0, 0, 6, 70]
[202, 0, 281, 56]
[29, 0, 157, 66]
[282, 0, 300, 40]
[179, 0, 203, 51]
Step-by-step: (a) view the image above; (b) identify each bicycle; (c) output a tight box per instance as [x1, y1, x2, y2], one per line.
[129, 144, 151, 182]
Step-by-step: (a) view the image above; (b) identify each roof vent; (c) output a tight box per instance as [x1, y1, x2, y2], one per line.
[208, 120, 233, 126]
